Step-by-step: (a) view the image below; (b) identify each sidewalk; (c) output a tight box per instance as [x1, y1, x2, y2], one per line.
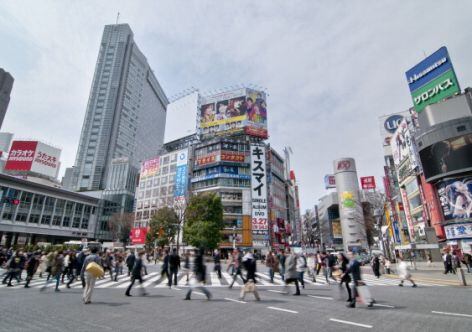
[361, 263, 472, 287]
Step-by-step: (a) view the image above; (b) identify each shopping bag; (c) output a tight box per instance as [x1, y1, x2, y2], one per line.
[86, 262, 104, 278]
[244, 280, 256, 293]
[356, 285, 372, 305]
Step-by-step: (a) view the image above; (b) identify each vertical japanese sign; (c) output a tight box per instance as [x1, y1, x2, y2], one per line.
[174, 149, 189, 200]
[250, 144, 269, 239]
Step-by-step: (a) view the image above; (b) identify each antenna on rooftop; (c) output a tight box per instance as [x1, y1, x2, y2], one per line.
[116, 12, 120, 25]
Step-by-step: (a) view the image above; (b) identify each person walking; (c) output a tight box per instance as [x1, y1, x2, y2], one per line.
[24, 251, 40, 288]
[81, 247, 102, 304]
[168, 248, 181, 287]
[278, 250, 286, 281]
[40, 251, 64, 292]
[284, 248, 300, 296]
[126, 251, 136, 277]
[463, 252, 472, 273]
[307, 253, 316, 282]
[76, 249, 88, 288]
[66, 252, 79, 288]
[239, 251, 260, 301]
[229, 249, 245, 288]
[113, 251, 124, 281]
[296, 251, 307, 289]
[183, 250, 191, 285]
[265, 251, 278, 283]
[452, 252, 461, 272]
[213, 249, 222, 279]
[37, 251, 48, 278]
[344, 251, 374, 308]
[398, 257, 417, 287]
[337, 253, 352, 302]
[185, 248, 211, 300]
[371, 255, 381, 278]
[101, 250, 114, 280]
[125, 251, 148, 297]
[61, 251, 71, 283]
[161, 249, 170, 283]
[443, 252, 454, 274]
[2, 251, 24, 286]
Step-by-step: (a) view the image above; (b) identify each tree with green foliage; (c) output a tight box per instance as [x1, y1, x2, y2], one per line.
[147, 207, 179, 248]
[183, 192, 224, 250]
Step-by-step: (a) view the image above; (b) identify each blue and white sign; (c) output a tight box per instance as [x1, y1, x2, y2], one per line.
[445, 223, 472, 240]
[384, 115, 404, 134]
[405, 46, 457, 92]
[174, 149, 188, 199]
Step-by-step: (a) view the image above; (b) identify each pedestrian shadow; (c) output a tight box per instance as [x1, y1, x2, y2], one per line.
[90, 301, 130, 307]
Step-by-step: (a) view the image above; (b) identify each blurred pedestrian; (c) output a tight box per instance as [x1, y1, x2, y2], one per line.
[371, 255, 381, 278]
[307, 253, 316, 282]
[183, 250, 191, 285]
[40, 251, 64, 292]
[161, 249, 170, 283]
[185, 248, 211, 300]
[126, 251, 136, 276]
[125, 251, 148, 297]
[265, 251, 278, 283]
[24, 251, 40, 288]
[168, 248, 180, 287]
[296, 251, 307, 289]
[229, 249, 245, 288]
[284, 248, 300, 296]
[213, 249, 222, 279]
[398, 257, 417, 288]
[337, 253, 352, 302]
[443, 252, 454, 274]
[344, 251, 374, 308]
[240, 251, 260, 301]
[278, 250, 286, 281]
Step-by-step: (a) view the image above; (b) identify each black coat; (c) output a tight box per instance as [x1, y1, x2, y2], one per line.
[242, 258, 256, 282]
[169, 253, 180, 270]
[131, 257, 143, 278]
[346, 259, 361, 282]
[126, 254, 136, 268]
[193, 253, 206, 282]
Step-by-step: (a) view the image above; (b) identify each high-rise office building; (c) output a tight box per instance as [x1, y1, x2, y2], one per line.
[72, 24, 168, 192]
[0, 68, 14, 130]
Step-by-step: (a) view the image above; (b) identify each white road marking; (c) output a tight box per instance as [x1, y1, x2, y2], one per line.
[267, 289, 286, 294]
[308, 295, 334, 300]
[210, 272, 222, 286]
[225, 297, 247, 304]
[172, 287, 182, 291]
[330, 318, 373, 329]
[432, 311, 472, 318]
[374, 303, 395, 308]
[193, 291, 206, 296]
[267, 306, 298, 314]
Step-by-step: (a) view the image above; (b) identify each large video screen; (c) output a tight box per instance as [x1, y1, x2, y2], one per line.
[419, 133, 472, 181]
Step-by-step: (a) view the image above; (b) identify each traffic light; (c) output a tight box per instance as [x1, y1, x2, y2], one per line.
[2, 197, 20, 205]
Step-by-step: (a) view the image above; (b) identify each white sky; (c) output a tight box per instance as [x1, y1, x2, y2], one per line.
[1, 0, 471, 212]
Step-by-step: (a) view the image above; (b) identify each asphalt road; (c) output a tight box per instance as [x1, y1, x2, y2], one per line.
[1, 263, 471, 332]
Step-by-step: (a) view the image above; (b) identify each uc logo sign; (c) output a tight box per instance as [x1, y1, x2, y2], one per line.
[384, 115, 404, 133]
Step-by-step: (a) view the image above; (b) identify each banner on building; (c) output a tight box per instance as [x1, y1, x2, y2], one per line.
[444, 223, 472, 240]
[324, 174, 336, 189]
[140, 157, 160, 179]
[130, 227, 147, 245]
[437, 177, 472, 221]
[174, 149, 189, 200]
[250, 144, 269, 239]
[5, 140, 61, 178]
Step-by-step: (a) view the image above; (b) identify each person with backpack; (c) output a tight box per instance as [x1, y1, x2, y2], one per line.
[296, 251, 308, 289]
[239, 251, 260, 301]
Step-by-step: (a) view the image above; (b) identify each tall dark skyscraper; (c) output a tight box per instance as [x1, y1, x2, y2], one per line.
[72, 24, 168, 191]
[0, 68, 14, 130]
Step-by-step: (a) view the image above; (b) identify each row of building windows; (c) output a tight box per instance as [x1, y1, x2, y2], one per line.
[194, 142, 250, 157]
[0, 187, 96, 230]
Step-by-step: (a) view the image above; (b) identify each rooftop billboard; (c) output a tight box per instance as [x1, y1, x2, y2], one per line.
[5, 140, 61, 178]
[405, 46, 460, 113]
[198, 88, 268, 139]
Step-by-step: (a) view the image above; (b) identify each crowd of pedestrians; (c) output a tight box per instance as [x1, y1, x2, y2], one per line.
[3, 244, 471, 309]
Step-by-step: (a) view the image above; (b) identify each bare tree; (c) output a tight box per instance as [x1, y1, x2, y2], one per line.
[173, 198, 187, 251]
[107, 213, 135, 244]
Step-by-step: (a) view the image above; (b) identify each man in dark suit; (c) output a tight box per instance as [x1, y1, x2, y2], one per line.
[125, 251, 148, 296]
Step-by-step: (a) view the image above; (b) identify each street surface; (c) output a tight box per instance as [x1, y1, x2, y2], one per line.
[1, 262, 471, 331]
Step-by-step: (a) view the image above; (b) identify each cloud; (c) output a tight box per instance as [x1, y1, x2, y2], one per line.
[0, 0, 471, 212]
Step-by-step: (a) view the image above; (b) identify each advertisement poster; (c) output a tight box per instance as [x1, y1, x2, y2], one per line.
[420, 133, 472, 181]
[444, 223, 472, 240]
[130, 227, 147, 245]
[198, 88, 268, 139]
[390, 119, 420, 170]
[250, 144, 269, 238]
[324, 174, 336, 189]
[437, 177, 472, 221]
[5, 140, 61, 178]
[400, 188, 415, 241]
[140, 157, 160, 179]
[360, 176, 376, 190]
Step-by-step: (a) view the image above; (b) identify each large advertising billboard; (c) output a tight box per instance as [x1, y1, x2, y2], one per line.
[390, 118, 420, 169]
[419, 133, 472, 181]
[405, 46, 460, 113]
[437, 177, 472, 221]
[250, 144, 269, 239]
[198, 88, 268, 139]
[378, 111, 410, 148]
[140, 157, 160, 179]
[5, 140, 61, 178]
[130, 227, 147, 245]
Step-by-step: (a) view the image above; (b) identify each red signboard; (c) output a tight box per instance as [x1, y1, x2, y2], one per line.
[221, 152, 245, 162]
[196, 154, 217, 166]
[130, 227, 147, 245]
[5, 141, 38, 171]
[360, 176, 376, 190]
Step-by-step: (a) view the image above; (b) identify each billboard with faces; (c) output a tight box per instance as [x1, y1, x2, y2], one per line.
[198, 88, 268, 139]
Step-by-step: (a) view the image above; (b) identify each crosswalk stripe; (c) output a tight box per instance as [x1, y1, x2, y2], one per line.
[210, 272, 222, 286]
[142, 273, 162, 288]
[96, 274, 132, 288]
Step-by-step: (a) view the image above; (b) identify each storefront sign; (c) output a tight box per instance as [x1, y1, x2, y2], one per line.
[445, 223, 472, 240]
